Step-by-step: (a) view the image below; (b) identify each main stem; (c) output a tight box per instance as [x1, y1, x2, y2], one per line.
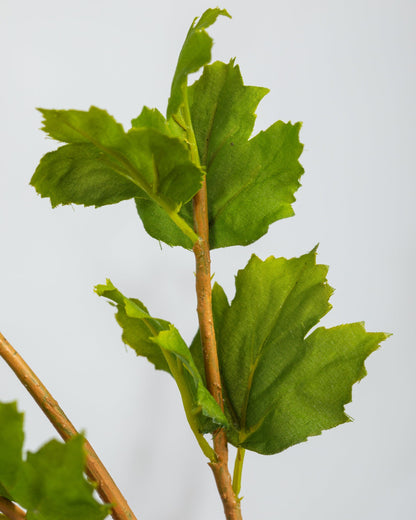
[0, 332, 136, 520]
[192, 183, 242, 520]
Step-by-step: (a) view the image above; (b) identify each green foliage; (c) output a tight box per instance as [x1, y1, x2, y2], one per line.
[0, 402, 110, 520]
[137, 54, 304, 249]
[26, 5, 387, 460]
[191, 250, 388, 454]
[95, 280, 227, 438]
[30, 9, 303, 250]
[31, 106, 203, 243]
[4, 8, 388, 519]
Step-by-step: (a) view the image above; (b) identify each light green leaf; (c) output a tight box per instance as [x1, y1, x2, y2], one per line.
[0, 402, 110, 520]
[132, 106, 169, 133]
[95, 279, 171, 372]
[31, 107, 202, 243]
[167, 8, 231, 120]
[152, 325, 228, 434]
[208, 250, 388, 454]
[37, 106, 125, 145]
[131, 106, 183, 140]
[96, 280, 227, 436]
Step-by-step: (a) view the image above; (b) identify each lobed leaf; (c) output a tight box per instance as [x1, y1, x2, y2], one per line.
[0, 402, 110, 520]
[32, 107, 203, 242]
[191, 60, 304, 248]
[240, 323, 387, 454]
[96, 280, 227, 434]
[191, 250, 388, 454]
[188, 60, 269, 166]
[138, 60, 304, 249]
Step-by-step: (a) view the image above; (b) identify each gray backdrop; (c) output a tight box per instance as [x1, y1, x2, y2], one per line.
[1, 1, 414, 519]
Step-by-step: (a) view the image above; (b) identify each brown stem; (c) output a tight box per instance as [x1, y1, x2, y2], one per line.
[192, 181, 242, 520]
[0, 332, 137, 520]
[0, 497, 25, 520]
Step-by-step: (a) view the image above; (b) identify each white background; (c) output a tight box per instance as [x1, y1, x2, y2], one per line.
[1, 1, 415, 519]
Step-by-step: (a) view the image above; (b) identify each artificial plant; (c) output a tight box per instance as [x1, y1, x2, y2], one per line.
[0, 8, 388, 520]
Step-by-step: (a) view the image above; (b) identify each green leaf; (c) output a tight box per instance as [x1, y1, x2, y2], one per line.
[192, 61, 304, 248]
[0, 402, 24, 494]
[208, 250, 388, 454]
[131, 106, 183, 140]
[31, 143, 141, 208]
[31, 107, 202, 243]
[188, 60, 269, 166]
[151, 325, 228, 435]
[96, 280, 227, 436]
[134, 197, 194, 249]
[240, 323, 387, 454]
[95, 279, 171, 372]
[167, 8, 231, 120]
[132, 106, 168, 133]
[137, 60, 304, 249]
[0, 402, 110, 520]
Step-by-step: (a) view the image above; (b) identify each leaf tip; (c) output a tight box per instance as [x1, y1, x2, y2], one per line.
[94, 278, 115, 296]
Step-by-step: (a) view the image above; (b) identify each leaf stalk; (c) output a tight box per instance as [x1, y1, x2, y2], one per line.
[232, 447, 246, 499]
[161, 351, 217, 462]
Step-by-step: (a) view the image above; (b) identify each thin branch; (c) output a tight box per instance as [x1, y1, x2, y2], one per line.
[192, 181, 242, 520]
[0, 332, 137, 520]
[0, 497, 25, 520]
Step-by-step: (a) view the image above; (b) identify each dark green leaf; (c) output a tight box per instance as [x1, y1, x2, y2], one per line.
[0, 402, 110, 520]
[31, 143, 140, 208]
[96, 280, 227, 434]
[13, 436, 109, 520]
[208, 250, 388, 454]
[239, 323, 387, 454]
[0, 402, 24, 494]
[167, 8, 231, 119]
